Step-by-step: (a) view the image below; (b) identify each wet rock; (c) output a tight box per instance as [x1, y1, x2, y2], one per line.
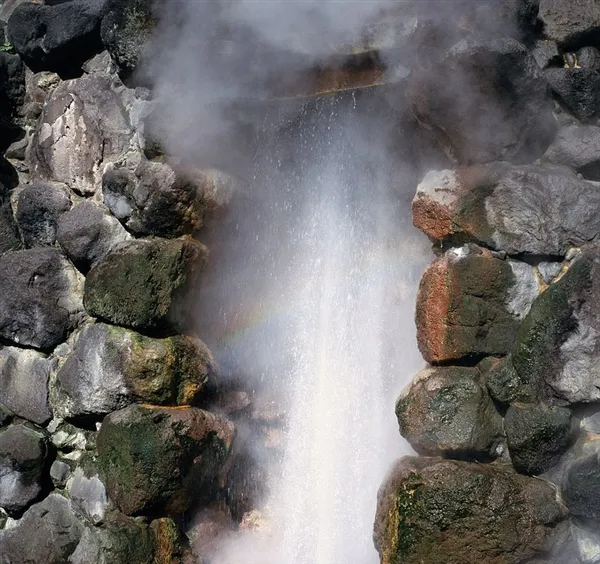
[543, 125, 600, 180]
[539, 0, 600, 48]
[84, 238, 208, 332]
[56, 200, 129, 272]
[102, 159, 205, 238]
[67, 467, 108, 524]
[30, 74, 132, 195]
[413, 164, 600, 256]
[6, 0, 108, 75]
[186, 502, 234, 559]
[97, 404, 235, 515]
[0, 248, 84, 350]
[0, 423, 48, 515]
[415, 245, 538, 363]
[50, 459, 71, 488]
[406, 37, 554, 164]
[16, 182, 71, 247]
[505, 403, 574, 475]
[545, 68, 600, 122]
[54, 322, 217, 419]
[49, 421, 89, 452]
[563, 449, 600, 521]
[0, 493, 83, 563]
[100, 0, 155, 75]
[532, 40, 561, 69]
[395, 365, 503, 459]
[0, 345, 52, 424]
[374, 456, 569, 564]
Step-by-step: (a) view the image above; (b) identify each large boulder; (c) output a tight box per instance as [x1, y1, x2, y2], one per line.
[102, 160, 205, 238]
[84, 238, 208, 332]
[15, 182, 71, 247]
[505, 403, 575, 475]
[97, 404, 235, 515]
[412, 164, 600, 256]
[6, 0, 109, 75]
[0, 346, 53, 424]
[0, 423, 48, 515]
[0, 248, 84, 350]
[543, 125, 600, 180]
[100, 0, 155, 75]
[544, 68, 600, 122]
[406, 37, 554, 164]
[54, 322, 217, 419]
[395, 365, 503, 459]
[538, 0, 600, 48]
[29, 74, 132, 195]
[415, 245, 538, 363]
[374, 456, 570, 564]
[0, 493, 83, 563]
[56, 200, 129, 272]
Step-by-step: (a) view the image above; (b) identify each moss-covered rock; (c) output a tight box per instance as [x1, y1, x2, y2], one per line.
[54, 322, 217, 419]
[374, 456, 570, 564]
[84, 238, 208, 333]
[97, 404, 235, 516]
[505, 403, 575, 475]
[396, 365, 503, 460]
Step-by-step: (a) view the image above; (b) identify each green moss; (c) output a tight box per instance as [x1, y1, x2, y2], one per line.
[394, 472, 424, 559]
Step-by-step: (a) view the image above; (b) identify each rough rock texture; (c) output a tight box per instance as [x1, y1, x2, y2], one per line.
[415, 245, 538, 363]
[563, 448, 600, 522]
[0, 248, 84, 350]
[29, 74, 132, 195]
[7, 0, 108, 74]
[0, 346, 52, 424]
[0, 493, 83, 563]
[100, 0, 155, 75]
[0, 423, 48, 514]
[84, 238, 208, 332]
[67, 467, 109, 524]
[505, 403, 575, 475]
[412, 164, 600, 256]
[406, 37, 554, 164]
[543, 125, 600, 180]
[374, 456, 569, 564]
[56, 200, 129, 272]
[532, 40, 561, 69]
[544, 68, 600, 122]
[16, 182, 71, 247]
[102, 160, 205, 238]
[395, 365, 503, 459]
[539, 0, 600, 48]
[97, 404, 235, 515]
[54, 322, 217, 419]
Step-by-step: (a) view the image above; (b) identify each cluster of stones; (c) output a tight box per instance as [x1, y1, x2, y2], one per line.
[0, 0, 254, 562]
[374, 2, 600, 563]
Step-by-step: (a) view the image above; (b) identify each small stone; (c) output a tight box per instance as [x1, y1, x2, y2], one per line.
[538, 261, 564, 284]
[577, 46, 600, 69]
[50, 459, 71, 488]
[532, 40, 562, 69]
[67, 468, 108, 524]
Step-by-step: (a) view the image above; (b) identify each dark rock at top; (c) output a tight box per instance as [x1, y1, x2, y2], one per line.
[16, 182, 71, 247]
[545, 68, 600, 122]
[7, 0, 109, 75]
[407, 37, 555, 164]
[543, 125, 600, 180]
[539, 0, 600, 48]
[0, 248, 84, 350]
[100, 0, 155, 76]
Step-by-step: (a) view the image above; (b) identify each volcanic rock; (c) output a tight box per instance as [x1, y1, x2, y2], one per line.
[538, 0, 600, 48]
[97, 404, 235, 515]
[543, 125, 600, 180]
[0, 248, 84, 350]
[16, 182, 71, 247]
[563, 448, 600, 522]
[84, 238, 208, 332]
[374, 456, 569, 564]
[396, 365, 503, 459]
[54, 322, 217, 419]
[544, 68, 600, 122]
[532, 40, 561, 69]
[0, 423, 48, 515]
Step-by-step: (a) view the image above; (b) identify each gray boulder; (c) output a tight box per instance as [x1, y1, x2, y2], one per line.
[56, 200, 129, 272]
[396, 365, 503, 459]
[544, 68, 600, 122]
[539, 0, 600, 48]
[0, 346, 52, 424]
[544, 125, 600, 180]
[0, 493, 83, 563]
[30, 74, 132, 195]
[84, 238, 208, 332]
[0, 248, 84, 350]
[505, 403, 575, 475]
[413, 164, 600, 256]
[54, 322, 217, 419]
[16, 182, 71, 247]
[0, 423, 48, 515]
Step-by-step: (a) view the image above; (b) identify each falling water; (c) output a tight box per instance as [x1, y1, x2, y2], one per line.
[198, 90, 429, 563]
